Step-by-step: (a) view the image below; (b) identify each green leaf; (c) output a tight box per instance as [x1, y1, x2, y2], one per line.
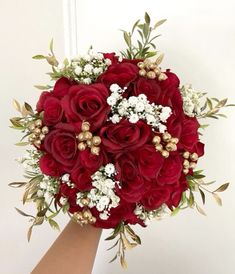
[32, 55, 46, 60]
[27, 225, 33, 242]
[144, 12, 151, 24]
[132, 19, 140, 34]
[49, 219, 60, 231]
[206, 98, 213, 110]
[199, 188, 206, 205]
[24, 102, 34, 114]
[123, 31, 131, 47]
[171, 207, 180, 216]
[107, 239, 119, 251]
[154, 19, 167, 29]
[34, 84, 52, 90]
[37, 208, 48, 217]
[15, 142, 30, 146]
[15, 207, 35, 219]
[49, 38, 54, 53]
[109, 254, 118, 263]
[9, 182, 27, 188]
[213, 183, 229, 192]
[12, 99, 21, 113]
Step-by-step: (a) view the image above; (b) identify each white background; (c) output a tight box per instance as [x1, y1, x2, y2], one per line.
[0, 1, 235, 274]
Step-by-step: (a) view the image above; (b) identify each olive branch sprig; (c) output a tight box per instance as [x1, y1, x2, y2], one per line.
[105, 222, 141, 269]
[120, 12, 166, 59]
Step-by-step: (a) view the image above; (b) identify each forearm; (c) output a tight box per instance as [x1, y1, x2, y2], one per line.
[31, 221, 102, 274]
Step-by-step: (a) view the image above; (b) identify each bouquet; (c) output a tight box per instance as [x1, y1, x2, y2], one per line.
[10, 13, 233, 267]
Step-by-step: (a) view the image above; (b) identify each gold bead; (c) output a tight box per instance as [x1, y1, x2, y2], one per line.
[149, 63, 157, 70]
[155, 144, 163, 151]
[171, 137, 179, 144]
[30, 133, 37, 140]
[29, 123, 36, 132]
[183, 151, 190, 159]
[90, 216, 96, 224]
[143, 59, 151, 69]
[35, 119, 42, 127]
[92, 136, 101, 146]
[74, 212, 83, 221]
[137, 62, 145, 69]
[82, 219, 89, 225]
[39, 133, 45, 141]
[139, 69, 147, 77]
[166, 143, 177, 152]
[189, 162, 197, 169]
[183, 159, 190, 168]
[161, 150, 170, 158]
[41, 126, 49, 135]
[146, 71, 156, 79]
[83, 210, 92, 219]
[34, 128, 41, 135]
[91, 146, 100, 155]
[183, 168, 189, 174]
[87, 140, 92, 147]
[77, 132, 85, 141]
[81, 198, 90, 206]
[158, 73, 168, 81]
[84, 131, 93, 140]
[81, 121, 90, 132]
[34, 140, 41, 147]
[190, 153, 198, 161]
[154, 68, 161, 76]
[162, 132, 171, 142]
[78, 142, 87, 151]
[152, 135, 161, 144]
[28, 136, 34, 143]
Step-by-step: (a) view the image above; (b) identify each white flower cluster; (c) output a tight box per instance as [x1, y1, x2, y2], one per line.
[17, 149, 59, 201]
[37, 176, 59, 201]
[76, 164, 121, 220]
[107, 84, 172, 133]
[134, 204, 166, 226]
[180, 84, 204, 117]
[69, 49, 111, 84]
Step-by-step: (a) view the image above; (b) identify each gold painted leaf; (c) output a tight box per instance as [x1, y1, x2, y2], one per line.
[9, 182, 27, 188]
[213, 193, 222, 206]
[15, 207, 35, 219]
[49, 219, 60, 231]
[196, 204, 207, 216]
[27, 226, 33, 242]
[120, 255, 128, 269]
[214, 183, 229, 192]
[155, 53, 164, 65]
[12, 99, 21, 113]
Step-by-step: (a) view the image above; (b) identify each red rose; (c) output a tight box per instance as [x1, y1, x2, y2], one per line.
[78, 148, 107, 172]
[71, 165, 93, 191]
[141, 187, 170, 210]
[36, 91, 52, 112]
[166, 175, 188, 208]
[43, 129, 78, 170]
[100, 119, 152, 153]
[192, 141, 205, 157]
[52, 77, 75, 99]
[43, 97, 63, 126]
[103, 52, 119, 65]
[135, 145, 164, 180]
[133, 72, 183, 112]
[62, 83, 110, 131]
[39, 153, 63, 177]
[98, 62, 138, 88]
[179, 115, 200, 151]
[157, 154, 183, 185]
[115, 154, 144, 203]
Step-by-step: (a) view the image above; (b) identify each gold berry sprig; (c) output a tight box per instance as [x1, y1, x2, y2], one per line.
[28, 119, 49, 148]
[77, 121, 102, 155]
[152, 132, 179, 158]
[182, 151, 198, 174]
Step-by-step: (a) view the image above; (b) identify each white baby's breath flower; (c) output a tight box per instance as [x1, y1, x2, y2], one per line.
[83, 54, 91, 61]
[158, 124, 167, 133]
[135, 102, 145, 112]
[104, 163, 115, 175]
[83, 78, 92, 84]
[84, 64, 93, 73]
[107, 96, 117, 106]
[97, 202, 106, 212]
[110, 84, 121, 93]
[37, 190, 44, 197]
[105, 58, 112, 65]
[61, 173, 70, 182]
[138, 94, 147, 102]
[111, 114, 121, 124]
[99, 196, 110, 206]
[99, 212, 109, 220]
[93, 67, 103, 74]
[128, 96, 138, 106]
[129, 113, 139, 123]
[74, 66, 82, 75]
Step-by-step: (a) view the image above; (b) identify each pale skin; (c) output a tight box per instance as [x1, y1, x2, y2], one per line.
[31, 221, 102, 274]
